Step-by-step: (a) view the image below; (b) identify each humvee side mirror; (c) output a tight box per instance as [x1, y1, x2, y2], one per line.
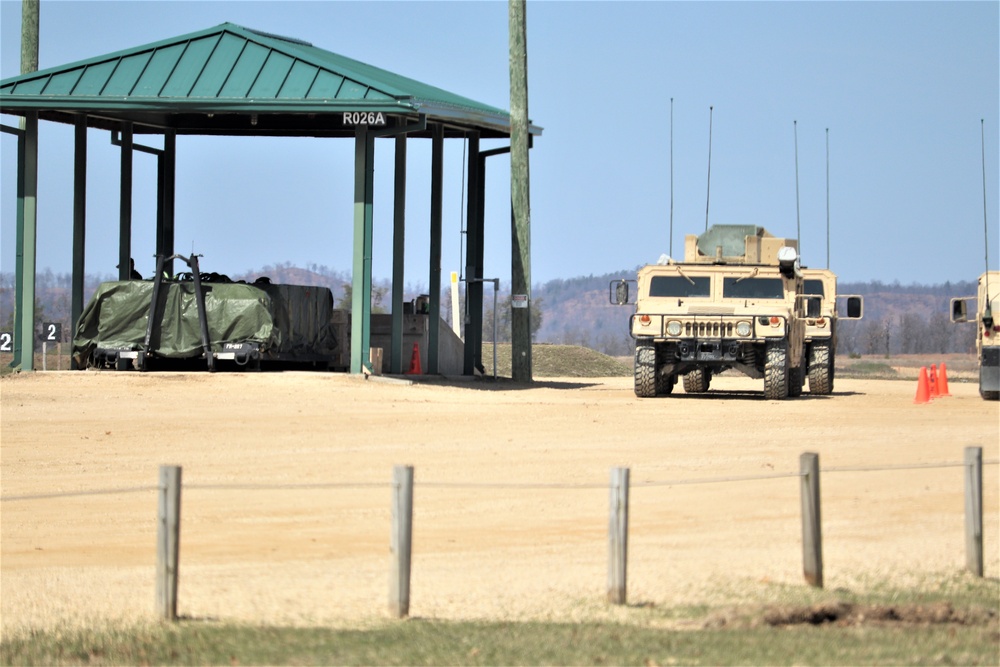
[950, 297, 971, 323]
[846, 296, 862, 319]
[837, 295, 863, 319]
[610, 279, 635, 305]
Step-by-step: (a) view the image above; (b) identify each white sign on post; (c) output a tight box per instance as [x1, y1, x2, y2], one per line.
[450, 272, 462, 338]
[512, 294, 529, 309]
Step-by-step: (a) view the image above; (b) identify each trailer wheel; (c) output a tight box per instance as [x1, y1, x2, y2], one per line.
[683, 368, 711, 393]
[634, 341, 656, 398]
[808, 341, 833, 395]
[764, 342, 789, 400]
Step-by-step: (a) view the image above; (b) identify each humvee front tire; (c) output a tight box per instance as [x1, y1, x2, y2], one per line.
[683, 368, 711, 393]
[808, 341, 833, 395]
[634, 341, 657, 398]
[764, 342, 789, 400]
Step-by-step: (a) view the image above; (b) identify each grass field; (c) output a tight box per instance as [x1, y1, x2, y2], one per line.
[2, 577, 997, 666]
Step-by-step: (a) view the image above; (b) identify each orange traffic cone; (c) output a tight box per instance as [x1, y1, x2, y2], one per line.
[405, 342, 422, 375]
[929, 364, 940, 399]
[938, 362, 952, 396]
[914, 366, 931, 404]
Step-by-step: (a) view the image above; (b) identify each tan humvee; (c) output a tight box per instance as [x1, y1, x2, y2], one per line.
[801, 268, 864, 395]
[614, 225, 813, 400]
[951, 271, 1000, 400]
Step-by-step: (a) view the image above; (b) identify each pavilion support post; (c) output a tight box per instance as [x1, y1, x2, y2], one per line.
[427, 124, 444, 374]
[71, 115, 88, 368]
[509, 0, 533, 382]
[390, 135, 408, 374]
[158, 130, 176, 278]
[13, 111, 38, 371]
[471, 146, 510, 375]
[350, 127, 375, 374]
[463, 133, 482, 376]
[118, 122, 133, 281]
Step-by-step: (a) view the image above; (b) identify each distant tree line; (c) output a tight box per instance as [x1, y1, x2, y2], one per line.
[0, 269, 978, 357]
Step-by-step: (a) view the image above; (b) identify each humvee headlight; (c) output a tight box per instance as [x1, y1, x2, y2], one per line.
[736, 321, 752, 337]
[666, 320, 682, 336]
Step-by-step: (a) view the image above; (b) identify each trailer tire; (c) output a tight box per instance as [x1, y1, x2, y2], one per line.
[764, 342, 789, 400]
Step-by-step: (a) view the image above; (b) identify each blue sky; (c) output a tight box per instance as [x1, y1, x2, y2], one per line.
[2, 0, 998, 289]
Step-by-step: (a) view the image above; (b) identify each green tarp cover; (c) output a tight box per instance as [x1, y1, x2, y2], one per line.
[73, 280, 338, 366]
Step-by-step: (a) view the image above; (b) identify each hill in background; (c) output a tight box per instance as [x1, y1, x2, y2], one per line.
[0, 267, 979, 358]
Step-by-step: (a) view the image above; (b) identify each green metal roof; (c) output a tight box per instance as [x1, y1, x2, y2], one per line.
[0, 22, 539, 138]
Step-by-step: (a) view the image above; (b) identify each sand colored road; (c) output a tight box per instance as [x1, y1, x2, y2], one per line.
[1, 371, 997, 634]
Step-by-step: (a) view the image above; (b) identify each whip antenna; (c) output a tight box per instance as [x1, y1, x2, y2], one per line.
[826, 128, 831, 269]
[669, 97, 674, 257]
[705, 105, 714, 232]
[983, 119, 992, 298]
[794, 120, 801, 257]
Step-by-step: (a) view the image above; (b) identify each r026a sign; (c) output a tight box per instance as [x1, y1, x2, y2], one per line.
[342, 112, 387, 127]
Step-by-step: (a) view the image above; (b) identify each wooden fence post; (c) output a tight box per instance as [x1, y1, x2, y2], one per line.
[156, 465, 182, 621]
[800, 452, 823, 588]
[965, 446, 984, 577]
[607, 467, 630, 605]
[389, 465, 414, 618]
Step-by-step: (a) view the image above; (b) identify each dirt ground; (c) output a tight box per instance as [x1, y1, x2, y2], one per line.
[1, 370, 997, 636]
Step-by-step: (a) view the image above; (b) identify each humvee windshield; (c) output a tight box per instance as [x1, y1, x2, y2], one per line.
[803, 279, 825, 297]
[649, 275, 711, 298]
[722, 277, 785, 299]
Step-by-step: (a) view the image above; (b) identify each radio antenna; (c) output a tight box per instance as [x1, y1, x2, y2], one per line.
[825, 128, 831, 269]
[794, 120, 801, 258]
[705, 105, 714, 232]
[669, 97, 675, 257]
[982, 119, 992, 299]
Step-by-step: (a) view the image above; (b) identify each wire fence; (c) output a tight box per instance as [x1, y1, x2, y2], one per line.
[3, 458, 994, 501]
[2, 449, 993, 622]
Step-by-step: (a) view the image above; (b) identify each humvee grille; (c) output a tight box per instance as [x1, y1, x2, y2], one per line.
[684, 321, 734, 337]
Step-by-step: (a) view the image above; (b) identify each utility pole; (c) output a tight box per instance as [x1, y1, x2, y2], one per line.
[509, 0, 532, 382]
[21, 0, 39, 74]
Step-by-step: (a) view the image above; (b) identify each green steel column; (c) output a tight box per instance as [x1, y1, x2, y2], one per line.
[118, 123, 133, 281]
[15, 112, 38, 371]
[158, 130, 176, 277]
[350, 127, 375, 374]
[427, 124, 444, 374]
[10, 126, 24, 368]
[463, 133, 481, 376]
[390, 134, 407, 374]
[509, 0, 533, 382]
[71, 115, 87, 369]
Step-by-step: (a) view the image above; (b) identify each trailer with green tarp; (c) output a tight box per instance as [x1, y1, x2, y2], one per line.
[73, 278, 341, 371]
